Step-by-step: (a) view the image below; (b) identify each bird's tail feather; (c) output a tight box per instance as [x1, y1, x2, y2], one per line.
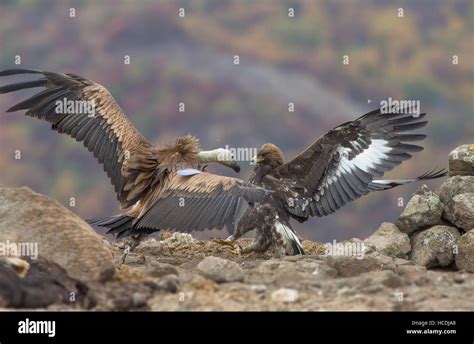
[368, 168, 447, 191]
[87, 215, 135, 239]
[274, 220, 305, 255]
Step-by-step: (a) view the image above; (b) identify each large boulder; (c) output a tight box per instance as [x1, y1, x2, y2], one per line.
[443, 193, 474, 232]
[437, 176, 474, 205]
[364, 223, 411, 258]
[448, 144, 474, 176]
[455, 230, 474, 272]
[396, 186, 443, 234]
[410, 225, 460, 268]
[0, 187, 115, 281]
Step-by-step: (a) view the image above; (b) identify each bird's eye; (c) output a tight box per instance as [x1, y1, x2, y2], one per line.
[231, 154, 234, 159]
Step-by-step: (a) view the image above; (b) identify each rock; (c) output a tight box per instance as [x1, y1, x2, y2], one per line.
[311, 265, 340, 278]
[255, 260, 283, 272]
[143, 274, 180, 293]
[448, 144, 474, 176]
[455, 230, 474, 272]
[163, 232, 196, 245]
[322, 254, 393, 277]
[134, 239, 164, 256]
[282, 255, 305, 262]
[410, 225, 460, 268]
[344, 237, 375, 255]
[294, 259, 321, 272]
[143, 260, 179, 277]
[366, 270, 403, 289]
[120, 253, 146, 266]
[0, 187, 115, 281]
[249, 284, 267, 294]
[0, 256, 91, 309]
[190, 274, 218, 291]
[113, 297, 134, 311]
[254, 259, 294, 275]
[437, 176, 474, 205]
[197, 256, 244, 283]
[156, 275, 180, 293]
[443, 193, 474, 232]
[131, 292, 148, 308]
[396, 186, 443, 234]
[271, 288, 299, 303]
[294, 259, 338, 278]
[273, 269, 307, 288]
[364, 223, 411, 258]
[323, 238, 371, 260]
[397, 263, 427, 276]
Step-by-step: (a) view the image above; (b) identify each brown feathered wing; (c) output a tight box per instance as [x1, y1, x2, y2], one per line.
[275, 108, 444, 218]
[134, 172, 272, 233]
[0, 69, 157, 208]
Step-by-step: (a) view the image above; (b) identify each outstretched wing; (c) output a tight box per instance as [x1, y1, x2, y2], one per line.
[276, 108, 431, 218]
[0, 69, 157, 208]
[133, 171, 272, 234]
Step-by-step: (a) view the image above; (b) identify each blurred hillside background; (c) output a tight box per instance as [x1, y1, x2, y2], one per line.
[0, 0, 472, 242]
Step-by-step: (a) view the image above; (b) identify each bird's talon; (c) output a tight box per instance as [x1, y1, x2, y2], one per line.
[212, 238, 243, 255]
[231, 244, 242, 255]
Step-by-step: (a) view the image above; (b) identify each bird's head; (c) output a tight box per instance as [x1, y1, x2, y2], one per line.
[197, 148, 241, 172]
[253, 143, 284, 168]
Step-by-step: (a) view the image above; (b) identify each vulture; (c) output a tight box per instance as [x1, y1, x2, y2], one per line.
[0, 69, 271, 250]
[223, 108, 447, 256]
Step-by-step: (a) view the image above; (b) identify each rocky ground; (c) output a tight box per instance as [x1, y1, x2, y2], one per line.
[86, 235, 474, 311]
[0, 144, 473, 311]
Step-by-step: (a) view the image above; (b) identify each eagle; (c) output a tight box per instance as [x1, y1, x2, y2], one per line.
[0, 69, 272, 251]
[221, 108, 447, 256]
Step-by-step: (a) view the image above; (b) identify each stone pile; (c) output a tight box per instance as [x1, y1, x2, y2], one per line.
[364, 144, 474, 272]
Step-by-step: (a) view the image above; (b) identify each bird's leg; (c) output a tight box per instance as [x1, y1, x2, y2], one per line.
[119, 233, 148, 264]
[212, 235, 235, 247]
[212, 235, 243, 255]
[240, 231, 272, 255]
[214, 225, 252, 255]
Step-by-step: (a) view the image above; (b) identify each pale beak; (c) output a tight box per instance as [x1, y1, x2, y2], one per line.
[218, 160, 241, 173]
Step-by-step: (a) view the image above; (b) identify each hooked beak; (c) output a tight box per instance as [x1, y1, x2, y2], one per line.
[252, 155, 264, 164]
[219, 160, 241, 173]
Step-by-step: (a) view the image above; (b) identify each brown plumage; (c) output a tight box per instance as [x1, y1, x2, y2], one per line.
[0, 69, 270, 240]
[230, 108, 448, 255]
[255, 143, 284, 168]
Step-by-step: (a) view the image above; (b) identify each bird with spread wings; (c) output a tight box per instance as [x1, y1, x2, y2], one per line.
[221, 108, 447, 256]
[0, 69, 271, 253]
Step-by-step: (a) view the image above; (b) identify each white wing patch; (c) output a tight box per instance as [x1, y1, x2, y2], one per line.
[286, 110, 429, 218]
[337, 138, 392, 175]
[314, 138, 393, 204]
